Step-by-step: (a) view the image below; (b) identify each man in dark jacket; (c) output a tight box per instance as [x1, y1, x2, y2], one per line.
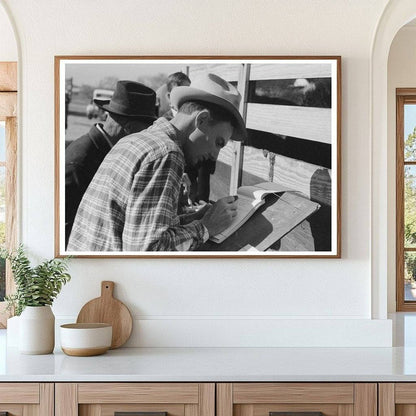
[65, 80, 156, 247]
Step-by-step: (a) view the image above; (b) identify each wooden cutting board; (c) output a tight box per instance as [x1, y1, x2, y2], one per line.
[76, 281, 133, 349]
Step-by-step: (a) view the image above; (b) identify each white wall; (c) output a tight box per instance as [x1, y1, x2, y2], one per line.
[387, 25, 416, 312]
[0, 0, 393, 346]
[0, 3, 17, 61]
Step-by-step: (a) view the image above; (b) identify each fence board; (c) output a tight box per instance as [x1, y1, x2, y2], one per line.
[250, 63, 332, 80]
[242, 147, 331, 206]
[246, 103, 331, 144]
[188, 64, 242, 82]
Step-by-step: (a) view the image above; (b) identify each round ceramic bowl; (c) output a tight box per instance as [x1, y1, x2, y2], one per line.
[60, 323, 112, 357]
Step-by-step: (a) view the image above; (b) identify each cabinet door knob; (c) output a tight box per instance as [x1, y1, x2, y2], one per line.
[115, 412, 168, 416]
[270, 413, 324, 416]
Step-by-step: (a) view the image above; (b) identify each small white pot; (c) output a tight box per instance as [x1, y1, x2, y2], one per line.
[19, 305, 55, 354]
[60, 323, 112, 356]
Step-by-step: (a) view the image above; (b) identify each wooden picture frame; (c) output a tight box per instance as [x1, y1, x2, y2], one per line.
[55, 56, 341, 258]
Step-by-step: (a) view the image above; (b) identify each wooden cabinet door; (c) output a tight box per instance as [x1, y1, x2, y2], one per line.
[55, 383, 215, 416]
[0, 383, 53, 416]
[217, 383, 377, 416]
[379, 383, 416, 416]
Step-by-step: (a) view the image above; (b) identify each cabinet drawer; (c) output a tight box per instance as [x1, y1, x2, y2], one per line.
[56, 383, 215, 416]
[0, 383, 53, 416]
[0, 383, 39, 403]
[80, 403, 184, 416]
[78, 383, 200, 404]
[217, 383, 376, 416]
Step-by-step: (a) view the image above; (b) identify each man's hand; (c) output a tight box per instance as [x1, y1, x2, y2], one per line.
[201, 196, 238, 236]
[180, 201, 211, 224]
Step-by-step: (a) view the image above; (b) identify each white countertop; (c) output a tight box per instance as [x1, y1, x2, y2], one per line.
[3, 313, 416, 383]
[2, 328, 416, 382]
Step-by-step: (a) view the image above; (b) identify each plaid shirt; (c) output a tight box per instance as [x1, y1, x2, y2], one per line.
[67, 118, 206, 252]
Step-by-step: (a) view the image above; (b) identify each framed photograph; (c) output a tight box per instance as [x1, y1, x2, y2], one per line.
[55, 56, 341, 258]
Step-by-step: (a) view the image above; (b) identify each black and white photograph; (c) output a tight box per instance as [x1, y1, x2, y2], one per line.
[55, 57, 341, 258]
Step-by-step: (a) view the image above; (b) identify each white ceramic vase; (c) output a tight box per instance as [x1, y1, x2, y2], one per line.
[19, 305, 55, 354]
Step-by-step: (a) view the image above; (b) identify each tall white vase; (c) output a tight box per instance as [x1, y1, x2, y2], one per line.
[19, 305, 55, 354]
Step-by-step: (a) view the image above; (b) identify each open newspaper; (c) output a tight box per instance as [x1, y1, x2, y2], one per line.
[210, 182, 296, 244]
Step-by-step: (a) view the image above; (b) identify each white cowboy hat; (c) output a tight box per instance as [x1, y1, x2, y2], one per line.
[170, 73, 247, 141]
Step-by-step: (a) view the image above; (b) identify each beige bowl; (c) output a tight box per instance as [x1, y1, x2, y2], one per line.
[60, 323, 112, 356]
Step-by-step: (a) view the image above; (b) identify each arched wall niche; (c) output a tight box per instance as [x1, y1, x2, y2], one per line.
[386, 18, 416, 313]
[371, 0, 416, 319]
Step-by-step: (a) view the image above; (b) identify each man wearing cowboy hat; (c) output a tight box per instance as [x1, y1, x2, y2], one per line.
[67, 73, 247, 252]
[65, 80, 157, 247]
[160, 72, 216, 208]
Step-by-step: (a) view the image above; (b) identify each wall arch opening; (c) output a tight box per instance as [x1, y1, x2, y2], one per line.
[371, 0, 416, 320]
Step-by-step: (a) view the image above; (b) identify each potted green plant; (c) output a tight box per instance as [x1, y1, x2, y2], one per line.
[1, 245, 71, 354]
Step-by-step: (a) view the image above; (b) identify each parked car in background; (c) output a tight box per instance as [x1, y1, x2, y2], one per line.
[86, 89, 114, 120]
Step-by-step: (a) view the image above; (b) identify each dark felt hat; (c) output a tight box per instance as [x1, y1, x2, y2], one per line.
[94, 80, 157, 122]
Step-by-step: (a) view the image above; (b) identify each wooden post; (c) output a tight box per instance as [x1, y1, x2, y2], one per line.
[230, 63, 250, 194]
